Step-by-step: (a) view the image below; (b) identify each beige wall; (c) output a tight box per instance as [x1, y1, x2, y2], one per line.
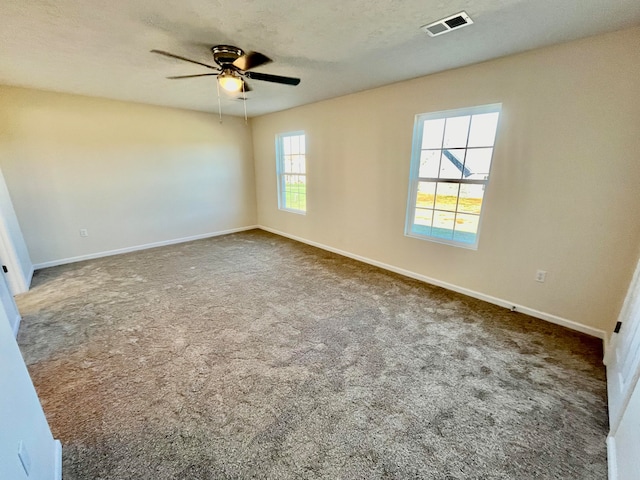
[0, 86, 257, 265]
[252, 27, 640, 334]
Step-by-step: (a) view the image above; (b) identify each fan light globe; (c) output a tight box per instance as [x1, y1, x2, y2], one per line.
[218, 73, 243, 93]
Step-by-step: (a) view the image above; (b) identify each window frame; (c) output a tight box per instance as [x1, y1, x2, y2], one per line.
[405, 103, 502, 250]
[275, 131, 307, 215]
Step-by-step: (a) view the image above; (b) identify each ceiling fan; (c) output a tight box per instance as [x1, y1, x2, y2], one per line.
[151, 45, 301, 95]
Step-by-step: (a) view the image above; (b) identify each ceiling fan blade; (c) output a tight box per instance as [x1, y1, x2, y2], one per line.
[166, 73, 219, 79]
[233, 51, 272, 71]
[244, 71, 300, 86]
[150, 50, 219, 70]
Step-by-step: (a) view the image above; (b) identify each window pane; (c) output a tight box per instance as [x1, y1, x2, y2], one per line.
[432, 210, 454, 239]
[288, 192, 304, 211]
[453, 213, 480, 244]
[416, 182, 436, 209]
[284, 174, 295, 187]
[421, 118, 445, 149]
[285, 174, 306, 211]
[283, 136, 292, 155]
[285, 196, 296, 210]
[283, 155, 291, 173]
[414, 208, 433, 227]
[291, 154, 305, 174]
[454, 213, 480, 234]
[457, 184, 485, 215]
[291, 135, 300, 154]
[419, 150, 440, 178]
[298, 135, 306, 154]
[434, 183, 459, 212]
[468, 112, 499, 148]
[443, 115, 471, 148]
[464, 148, 493, 179]
[296, 176, 306, 197]
[439, 149, 465, 179]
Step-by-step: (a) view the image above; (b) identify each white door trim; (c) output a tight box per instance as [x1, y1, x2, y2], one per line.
[0, 216, 28, 295]
[607, 435, 618, 480]
[606, 258, 640, 434]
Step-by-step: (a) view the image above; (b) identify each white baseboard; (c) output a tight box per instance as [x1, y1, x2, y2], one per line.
[607, 435, 617, 480]
[258, 225, 607, 341]
[33, 226, 259, 270]
[26, 264, 34, 289]
[12, 264, 33, 295]
[53, 439, 62, 480]
[29, 224, 607, 342]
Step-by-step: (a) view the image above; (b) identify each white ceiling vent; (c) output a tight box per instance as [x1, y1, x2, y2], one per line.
[421, 12, 473, 37]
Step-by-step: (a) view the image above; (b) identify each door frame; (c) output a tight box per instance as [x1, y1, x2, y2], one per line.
[605, 257, 640, 480]
[0, 214, 29, 296]
[604, 257, 640, 433]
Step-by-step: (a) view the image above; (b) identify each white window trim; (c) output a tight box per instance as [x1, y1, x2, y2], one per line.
[405, 103, 502, 250]
[276, 131, 306, 215]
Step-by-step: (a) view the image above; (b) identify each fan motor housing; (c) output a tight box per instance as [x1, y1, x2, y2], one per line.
[211, 45, 244, 66]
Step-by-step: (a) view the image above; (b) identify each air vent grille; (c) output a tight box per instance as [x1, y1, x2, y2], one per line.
[426, 23, 448, 36]
[421, 11, 473, 37]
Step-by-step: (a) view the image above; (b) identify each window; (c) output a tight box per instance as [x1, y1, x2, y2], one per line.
[276, 132, 306, 214]
[405, 104, 501, 249]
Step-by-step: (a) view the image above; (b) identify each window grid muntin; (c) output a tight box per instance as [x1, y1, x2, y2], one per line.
[406, 104, 501, 248]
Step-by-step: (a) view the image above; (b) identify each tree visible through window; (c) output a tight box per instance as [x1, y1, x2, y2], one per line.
[276, 132, 306, 213]
[405, 104, 501, 248]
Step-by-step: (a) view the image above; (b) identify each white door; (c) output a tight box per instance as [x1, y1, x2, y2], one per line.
[0, 168, 31, 295]
[606, 258, 640, 430]
[606, 258, 640, 480]
[0, 221, 25, 295]
[0, 262, 20, 337]
[609, 381, 640, 480]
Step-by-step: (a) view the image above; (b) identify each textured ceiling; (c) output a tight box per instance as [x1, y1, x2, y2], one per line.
[1, 0, 639, 117]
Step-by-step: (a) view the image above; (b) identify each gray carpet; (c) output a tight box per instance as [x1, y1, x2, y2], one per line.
[17, 229, 608, 479]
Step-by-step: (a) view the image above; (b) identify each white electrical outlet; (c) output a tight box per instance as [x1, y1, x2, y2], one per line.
[535, 270, 547, 283]
[79, 228, 88, 237]
[18, 441, 31, 476]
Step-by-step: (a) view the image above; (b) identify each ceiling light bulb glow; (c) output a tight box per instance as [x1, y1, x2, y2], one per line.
[218, 73, 243, 92]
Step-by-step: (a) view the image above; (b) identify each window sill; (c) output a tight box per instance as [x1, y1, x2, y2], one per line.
[279, 208, 306, 216]
[404, 231, 478, 250]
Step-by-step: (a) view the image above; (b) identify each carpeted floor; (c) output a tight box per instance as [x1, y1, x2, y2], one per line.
[17, 229, 608, 479]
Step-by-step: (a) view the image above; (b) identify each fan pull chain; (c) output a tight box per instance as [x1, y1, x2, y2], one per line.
[216, 80, 223, 124]
[242, 82, 248, 125]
